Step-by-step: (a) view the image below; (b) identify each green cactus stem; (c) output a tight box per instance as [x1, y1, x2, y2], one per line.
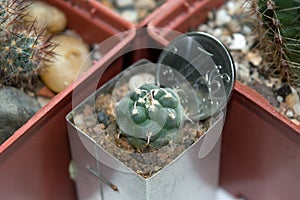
[115, 83, 186, 150]
[254, 0, 300, 84]
[0, 0, 56, 88]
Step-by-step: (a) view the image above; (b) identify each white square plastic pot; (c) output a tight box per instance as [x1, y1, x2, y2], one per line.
[66, 60, 225, 200]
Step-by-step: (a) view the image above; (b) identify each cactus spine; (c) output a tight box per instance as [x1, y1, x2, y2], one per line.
[0, 0, 55, 88]
[253, 0, 300, 84]
[115, 83, 186, 150]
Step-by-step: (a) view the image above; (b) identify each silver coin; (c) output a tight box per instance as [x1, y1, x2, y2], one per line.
[157, 32, 235, 121]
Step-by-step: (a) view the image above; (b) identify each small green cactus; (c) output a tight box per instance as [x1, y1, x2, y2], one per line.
[0, 0, 56, 88]
[115, 83, 186, 150]
[253, 0, 300, 84]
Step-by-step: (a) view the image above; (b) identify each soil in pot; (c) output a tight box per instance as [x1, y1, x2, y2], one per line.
[71, 76, 217, 178]
[196, 0, 300, 125]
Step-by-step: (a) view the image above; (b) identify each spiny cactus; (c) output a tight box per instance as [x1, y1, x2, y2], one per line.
[253, 0, 300, 84]
[115, 83, 186, 150]
[0, 0, 56, 88]
[0, 0, 28, 32]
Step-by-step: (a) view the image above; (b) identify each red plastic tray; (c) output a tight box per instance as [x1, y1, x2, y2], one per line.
[148, 0, 226, 46]
[220, 82, 300, 199]
[146, 0, 300, 198]
[90, 0, 179, 27]
[0, 0, 135, 199]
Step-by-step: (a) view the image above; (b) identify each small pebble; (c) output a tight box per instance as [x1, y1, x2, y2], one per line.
[247, 52, 262, 66]
[215, 9, 231, 26]
[277, 96, 284, 103]
[116, 0, 134, 8]
[226, 1, 238, 15]
[229, 33, 247, 51]
[286, 110, 294, 118]
[97, 112, 109, 127]
[121, 10, 138, 23]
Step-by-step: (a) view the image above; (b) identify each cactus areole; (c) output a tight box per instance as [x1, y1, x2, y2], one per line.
[115, 83, 186, 150]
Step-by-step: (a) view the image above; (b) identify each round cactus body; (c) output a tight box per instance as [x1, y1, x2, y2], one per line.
[115, 83, 185, 150]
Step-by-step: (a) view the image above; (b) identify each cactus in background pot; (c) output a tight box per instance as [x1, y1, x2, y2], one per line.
[253, 0, 300, 84]
[115, 83, 186, 151]
[0, 0, 27, 30]
[0, 0, 56, 88]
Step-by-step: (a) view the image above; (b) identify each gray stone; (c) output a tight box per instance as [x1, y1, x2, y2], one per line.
[0, 87, 41, 144]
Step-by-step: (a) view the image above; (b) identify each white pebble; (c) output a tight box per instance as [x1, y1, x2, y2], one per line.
[121, 10, 138, 23]
[116, 0, 133, 8]
[286, 110, 294, 118]
[277, 96, 284, 103]
[215, 9, 231, 26]
[229, 33, 247, 51]
[226, 1, 238, 15]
